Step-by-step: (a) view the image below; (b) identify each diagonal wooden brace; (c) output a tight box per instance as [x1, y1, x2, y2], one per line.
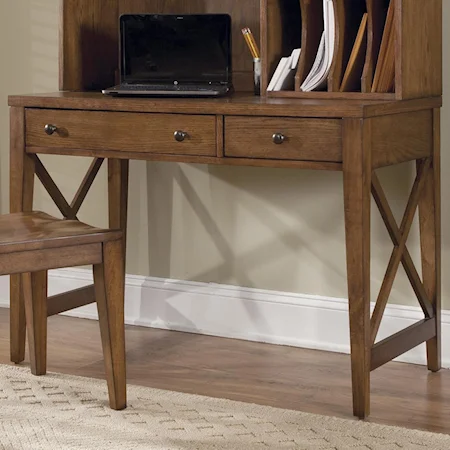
[370, 158, 432, 344]
[32, 154, 73, 218]
[371, 173, 434, 320]
[32, 155, 104, 220]
[70, 158, 104, 217]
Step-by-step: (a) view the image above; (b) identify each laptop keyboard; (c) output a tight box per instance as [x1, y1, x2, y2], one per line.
[121, 84, 221, 92]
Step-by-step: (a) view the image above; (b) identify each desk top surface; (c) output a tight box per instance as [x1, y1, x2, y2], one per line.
[8, 92, 442, 119]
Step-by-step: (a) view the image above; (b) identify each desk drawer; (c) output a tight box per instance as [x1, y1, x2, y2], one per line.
[224, 116, 342, 161]
[26, 109, 217, 156]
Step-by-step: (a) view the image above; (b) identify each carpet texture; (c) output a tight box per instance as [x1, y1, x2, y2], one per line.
[0, 364, 449, 449]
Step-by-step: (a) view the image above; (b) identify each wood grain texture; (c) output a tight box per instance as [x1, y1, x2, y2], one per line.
[1, 310, 450, 433]
[342, 118, 371, 419]
[295, 0, 324, 90]
[266, 90, 394, 101]
[11, 0, 444, 415]
[225, 116, 342, 161]
[33, 155, 103, 221]
[60, 0, 119, 91]
[328, 0, 345, 93]
[371, 173, 434, 319]
[363, 97, 442, 118]
[108, 159, 129, 259]
[9, 92, 441, 119]
[61, 0, 258, 92]
[26, 110, 217, 157]
[371, 319, 436, 371]
[261, 0, 301, 94]
[10, 107, 34, 364]
[362, 0, 390, 92]
[370, 159, 431, 344]
[0, 212, 121, 254]
[0, 213, 125, 410]
[372, 0, 395, 93]
[106, 162, 128, 411]
[10, 108, 34, 215]
[266, 0, 442, 99]
[419, 109, 441, 372]
[216, 116, 224, 158]
[27, 147, 343, 171]
[22, 271, 48, 376]
[0, 244, 102, 276]
[70, 158, 104, 217]
[120, 0, 259, 92]
[94, 239, 126, 410]
[32, 154, 74, 219]
[370, 110, 433, 168]
[47, 285, 96, 317]
[261, 0, 282, 94]
[49, 0, 448, 98]
[329, 0, 368, 92]
[396, 0, 442, 99]
[340, 13, 368, 93]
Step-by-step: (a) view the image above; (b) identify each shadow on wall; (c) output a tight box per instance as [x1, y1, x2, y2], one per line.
[0, 0, 59, 212]
[145, 164, 344, 286]
[140, 160, 427, 343]
[2, 1, 446, 325]
[0, 1, 31, 213]
[30, 0, 59, 93]
[142, 160, 427, 304]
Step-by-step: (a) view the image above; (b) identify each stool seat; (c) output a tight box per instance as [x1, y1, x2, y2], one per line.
[0, 211, 121, 253]
[4, 211, 126, 410]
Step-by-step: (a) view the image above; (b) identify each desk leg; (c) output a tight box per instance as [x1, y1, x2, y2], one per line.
[10, 107, 35, 363]
[108, 159, 129, 258]
[343, 118, 371, 419]
[419, 109, 441, 372]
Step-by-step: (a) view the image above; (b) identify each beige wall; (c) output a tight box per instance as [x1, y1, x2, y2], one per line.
[0, 0, 449, 307]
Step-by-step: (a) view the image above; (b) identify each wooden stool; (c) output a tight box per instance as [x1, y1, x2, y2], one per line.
[3, 211, 126, 410]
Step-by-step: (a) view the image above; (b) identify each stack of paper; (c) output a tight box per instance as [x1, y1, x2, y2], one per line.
[300, 0, 335, 92]
[267, 48, 301, 91]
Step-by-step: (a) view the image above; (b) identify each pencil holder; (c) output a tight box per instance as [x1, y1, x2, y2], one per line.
[253, 58, 261, 96]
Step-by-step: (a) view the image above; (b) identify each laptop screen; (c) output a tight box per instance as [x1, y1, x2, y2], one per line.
[120, 14, 232, 85]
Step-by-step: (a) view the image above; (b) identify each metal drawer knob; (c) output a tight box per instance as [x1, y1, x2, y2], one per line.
[272, 133, 286, 145]
[174, 130, 188, 142]
[44, 124, 58, 135]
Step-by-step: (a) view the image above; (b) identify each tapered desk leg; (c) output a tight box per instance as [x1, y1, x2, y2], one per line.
[10, 107, 35, 363]
[343, 118, 372, 419]
[108, 159, 129, 253]
[419, 109, 441, 372]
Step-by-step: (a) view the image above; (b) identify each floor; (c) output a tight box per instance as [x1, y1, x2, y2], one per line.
[0, 308, 449, 435]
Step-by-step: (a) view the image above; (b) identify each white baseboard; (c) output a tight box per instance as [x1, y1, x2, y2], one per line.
[0, 268, 448, 368]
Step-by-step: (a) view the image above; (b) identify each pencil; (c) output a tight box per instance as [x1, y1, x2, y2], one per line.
[242, 29, 258, 58]
[242, 28, 260, 59]
[243, 28, 259, 58]
[246, 28, 260, 59]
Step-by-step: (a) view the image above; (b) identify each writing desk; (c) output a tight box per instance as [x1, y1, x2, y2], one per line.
[8, 91, 441, 419]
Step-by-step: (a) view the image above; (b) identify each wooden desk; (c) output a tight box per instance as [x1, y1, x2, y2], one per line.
[8, 92, 442, 419]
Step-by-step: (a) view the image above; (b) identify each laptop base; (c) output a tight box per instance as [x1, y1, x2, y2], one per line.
[102, 84, 232, 97]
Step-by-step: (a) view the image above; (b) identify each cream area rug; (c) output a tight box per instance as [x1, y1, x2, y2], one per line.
[1, 365, 449, 450]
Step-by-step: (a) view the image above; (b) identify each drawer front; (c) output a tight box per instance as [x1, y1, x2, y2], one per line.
[26, 109, 217, 156]
[225, 116, 342, 161]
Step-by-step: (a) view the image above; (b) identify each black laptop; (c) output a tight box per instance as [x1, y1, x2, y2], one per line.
[103, 14, 233, 97]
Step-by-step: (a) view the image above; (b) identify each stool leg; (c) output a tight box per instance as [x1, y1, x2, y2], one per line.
[93, 239, 126, 410]
[22, 271, 48, 376]
[10, 276, 26, 363]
